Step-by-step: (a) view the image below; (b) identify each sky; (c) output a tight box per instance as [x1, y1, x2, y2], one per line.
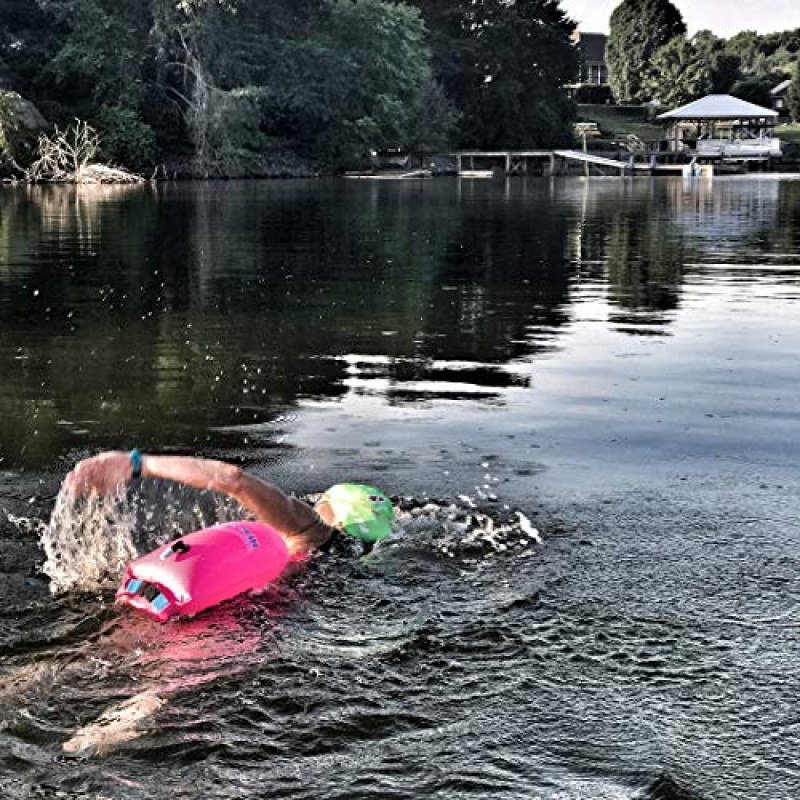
[560, 0, 800, 39]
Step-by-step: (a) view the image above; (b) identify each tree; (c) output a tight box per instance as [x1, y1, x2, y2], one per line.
[641, 37, 712, 108]
[248, 0, 452, 162]
[0, 0, 54, 94]
[308, 0, 443, 157]
[0, 90, 22, 166]
[730, 76, 772, 108]
[693, 30, 741, 94]
[787, 60, 800, 122]
[412, 0, 579, 148]
[607, 0, 686, 103]
[1, 0, 531, 172]
[725, 30, 762, 76]
[145, 0, 264, 172]
[724, 28, 800, 81]
[35, 0, 152, 112]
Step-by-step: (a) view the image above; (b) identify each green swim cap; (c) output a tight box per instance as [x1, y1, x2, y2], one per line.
[321, 483, 394, 543]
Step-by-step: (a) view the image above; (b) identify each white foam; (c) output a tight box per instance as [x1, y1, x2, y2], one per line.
[41, 488, 139, 594]
[390, 498, 543, 562]
[39, 485, 253, 594]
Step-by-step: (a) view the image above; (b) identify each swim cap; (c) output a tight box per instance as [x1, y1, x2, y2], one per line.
[320, 483, 394, 543]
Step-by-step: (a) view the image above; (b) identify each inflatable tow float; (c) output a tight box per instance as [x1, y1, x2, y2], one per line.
[116, 520, 293, 622]
[116, 483, 394, 622]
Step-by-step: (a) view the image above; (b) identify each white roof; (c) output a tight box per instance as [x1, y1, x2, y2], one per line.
[657, 94, 777, 120]
[771, 79, 792, 95]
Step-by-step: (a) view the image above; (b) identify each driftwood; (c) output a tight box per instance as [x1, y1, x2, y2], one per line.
[26, 120, 144, 184]
[70, 164, 145, 184]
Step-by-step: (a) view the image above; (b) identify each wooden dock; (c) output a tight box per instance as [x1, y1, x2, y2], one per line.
[552, 149, 630, 175]
[450, 149, 634, 177]
[451, 151, 553, 175]
[439, 149, 722, 178]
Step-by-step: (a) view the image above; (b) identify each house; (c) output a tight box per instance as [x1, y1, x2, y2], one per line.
[770, 78, 792, 114]
[571, 32, 609, 86]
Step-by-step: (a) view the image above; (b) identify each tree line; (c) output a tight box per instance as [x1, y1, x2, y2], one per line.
[0, 0, 579, 177]
[606, 0, 800, 116]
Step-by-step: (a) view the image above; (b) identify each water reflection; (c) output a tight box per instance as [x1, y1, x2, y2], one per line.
[1, 177, 799, 469]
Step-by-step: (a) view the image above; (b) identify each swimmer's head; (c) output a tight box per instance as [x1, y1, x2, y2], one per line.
[315, 483, 394, 543]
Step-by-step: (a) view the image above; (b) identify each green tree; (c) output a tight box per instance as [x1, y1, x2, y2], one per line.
[724, 29, 800, 81]
[142, 0, 449, 170]
[0, 0, 54, 94]
[642, 37, 711, 108]
[0, 0, 459, 172]
[607, 0, 686, 103]
[95, 104, 156, 170]
[693, 30, 741, 94]
[0, 90, 22, 164]
[725, 31, 762, 76]
[730, 76, 772, 108]
[36, 0, 152, 111]
[412, 0, 579, 148]
[248, 0, 451, 162]
[311, 0, 440, 157]
[145, 0, 260, 171]
[787, 61, 800, 122]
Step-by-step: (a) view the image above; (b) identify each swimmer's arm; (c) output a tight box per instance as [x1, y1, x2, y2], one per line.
[141, 455, 314, 531]
[66, 451, 330, 553]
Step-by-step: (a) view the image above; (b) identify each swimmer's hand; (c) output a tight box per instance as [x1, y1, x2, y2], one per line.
[64, 451, 134, 495]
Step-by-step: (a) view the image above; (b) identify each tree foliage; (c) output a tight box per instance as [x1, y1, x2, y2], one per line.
[0, 89, 43, 171]
[729, 76, 773, 108]
[256, 0, 447, 162]
[95, 105, 157, 170]
[692, 31, 741, 94]
[787, 61, 800, 122]
[2, 0, 467, 171]
[725, 28, 800, 82]
[0, 0, 584, 171]
[0, 90, 22, 163]
[409, 0, 579, 148]
[641, 37, 712, 109]
[615, 24, 800, 112]
[606, 0, 686, 103]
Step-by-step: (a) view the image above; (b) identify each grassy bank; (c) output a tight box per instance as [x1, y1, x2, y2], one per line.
[576, 104, 663, 144]
[776, 123, 800, 145]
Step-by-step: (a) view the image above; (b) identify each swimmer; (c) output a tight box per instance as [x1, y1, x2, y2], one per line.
[65, 450, 394, 554]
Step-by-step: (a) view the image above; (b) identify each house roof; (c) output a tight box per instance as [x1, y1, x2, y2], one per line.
[657, 94, 778, 120]
[770, 79, 792, 96]
[572, 32, 607, 63]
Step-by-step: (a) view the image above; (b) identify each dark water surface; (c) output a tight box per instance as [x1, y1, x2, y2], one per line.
[1, 177, 799, 799]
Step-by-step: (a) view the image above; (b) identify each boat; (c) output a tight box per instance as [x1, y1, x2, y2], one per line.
[458, 169, 496, 179]
[344, 169, 432, 180]
[696, 131, 782, 159]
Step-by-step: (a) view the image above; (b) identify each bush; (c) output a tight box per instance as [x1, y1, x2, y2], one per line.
[26, 119, 99, 181]
[95, 105, 157, 171]
[573, 84, 614, 104]
[0, 90, 26, 171]
[730, 76, 772, 108]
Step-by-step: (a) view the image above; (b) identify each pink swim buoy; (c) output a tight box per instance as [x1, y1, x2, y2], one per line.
[116, 520, 293, 622]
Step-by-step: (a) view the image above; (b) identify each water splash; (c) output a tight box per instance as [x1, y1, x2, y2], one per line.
[38, 484, 248, 595]
[40, 489, 139, 594]
[36, 480, 542, 595]
[390, 496, 542, 563]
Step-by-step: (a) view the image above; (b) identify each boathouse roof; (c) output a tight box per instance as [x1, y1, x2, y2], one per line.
[657, 94, 778, 120]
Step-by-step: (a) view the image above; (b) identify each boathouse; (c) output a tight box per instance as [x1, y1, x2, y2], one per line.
[656, 94, 781, 160]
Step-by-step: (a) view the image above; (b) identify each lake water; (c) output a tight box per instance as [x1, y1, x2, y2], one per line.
[0, 176, 798, 799]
